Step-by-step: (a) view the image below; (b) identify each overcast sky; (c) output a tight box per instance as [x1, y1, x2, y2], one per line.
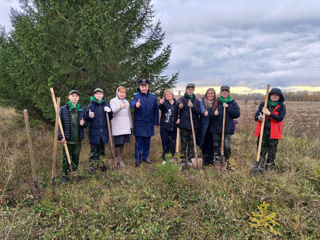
[1, 0, 320, 93]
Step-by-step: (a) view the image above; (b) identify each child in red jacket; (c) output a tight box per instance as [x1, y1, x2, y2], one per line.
[254, 88, 286, 170]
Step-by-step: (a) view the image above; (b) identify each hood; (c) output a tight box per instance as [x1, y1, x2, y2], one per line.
[268, 88, 284, 103]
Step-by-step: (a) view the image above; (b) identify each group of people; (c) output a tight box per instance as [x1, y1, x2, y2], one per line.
[58, 79, 286, 181]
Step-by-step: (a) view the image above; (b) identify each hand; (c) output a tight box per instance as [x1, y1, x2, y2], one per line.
[258, 113, 263, 121]
[104, 106, 111, 112]
[176, 119, 180, 124]
[178, 102, 183, 109]
[262, 107, 271, 116]
[159, 97, 165, 105]
[59, 138, 67, 145]
[214, 108, 219, 116]
[136, 99, 141, 108]
[223, 103, 228, 108]
[188, 100, 193, 108]
[204, 109, 208, 117]
[120, 101, 126, 109]
[89, 109, 94, 118]
[80, 118, 84, 126]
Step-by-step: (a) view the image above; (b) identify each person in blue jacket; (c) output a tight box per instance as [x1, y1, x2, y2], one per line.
[197, 88, 219, 166]
[176, 83, 201, 165]
[86, 88, 113, 173]
[209, 85, 240, 170]
[58, 90, 87, 182]
[130, 78, 159, 167]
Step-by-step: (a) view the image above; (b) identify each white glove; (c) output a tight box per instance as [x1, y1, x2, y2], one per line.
[89, 109, 94, 118]
[104, 106, 111, 112]
[262, 107, 271, 116]
[223, 103, 229, 108]
[258, 113, 263, 121]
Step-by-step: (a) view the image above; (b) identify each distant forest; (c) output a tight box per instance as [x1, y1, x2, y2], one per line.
[194, 90, 320, 101]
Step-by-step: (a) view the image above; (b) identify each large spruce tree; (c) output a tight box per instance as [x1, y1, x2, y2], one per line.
[0, 0, 178, 121]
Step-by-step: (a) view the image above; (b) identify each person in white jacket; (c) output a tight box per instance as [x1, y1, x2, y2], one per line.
[110, 86, 133, 167]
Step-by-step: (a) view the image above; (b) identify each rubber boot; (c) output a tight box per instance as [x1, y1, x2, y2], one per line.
[213, 155, 222, 170]
[265, 156, 275, 171]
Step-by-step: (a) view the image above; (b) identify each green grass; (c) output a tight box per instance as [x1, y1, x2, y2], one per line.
[1, 102, 320, 239]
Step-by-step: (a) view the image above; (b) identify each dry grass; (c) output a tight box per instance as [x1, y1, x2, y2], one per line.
[0, 102, 319, 239]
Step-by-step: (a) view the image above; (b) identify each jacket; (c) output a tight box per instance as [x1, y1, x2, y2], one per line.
[254, 88, 286, 139]
[176, 93, 201, 130]
[86, 99, 113, 145]
[209, 98, 240, 135]
[130, 89, 159, 137]
[110, 96, 132, 136]
[159, 99, 178, 131]
[58, 103, 87, 141]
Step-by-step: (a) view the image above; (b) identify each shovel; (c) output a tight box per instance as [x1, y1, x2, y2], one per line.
[250, 84, 270, 175]
[106, 109, 117, 169]
[220, 106, 227, 170]
[189, 100, 203, 169]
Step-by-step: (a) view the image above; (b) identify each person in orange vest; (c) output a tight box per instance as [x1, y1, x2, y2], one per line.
[254, 88, 286, 170]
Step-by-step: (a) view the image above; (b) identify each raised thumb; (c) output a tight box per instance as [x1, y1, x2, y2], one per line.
[138, 99, 140, 102]
[89, 109, 92, 113]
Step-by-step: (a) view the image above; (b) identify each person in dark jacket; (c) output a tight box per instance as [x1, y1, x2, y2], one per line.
[209, 85, 240, 169]
[159, 89, 179, 162]
[58, 90, 87, 181]
[176, 83, 201, 165]
[86, 88, 113, 173]
[198, 88, 219, 166]
[130, 79, 159, 167]
[254, 88, 286, 170]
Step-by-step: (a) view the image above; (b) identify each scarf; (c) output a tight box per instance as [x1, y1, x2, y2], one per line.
[219, 96, 232, 103]
[268, 100, 279, 107]
[91, 96, 104, 104]
[68, 101, 82, 111]
[184, 92, 194, 99]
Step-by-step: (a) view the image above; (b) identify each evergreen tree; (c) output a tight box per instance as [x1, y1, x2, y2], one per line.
[0, 0, 178, 121]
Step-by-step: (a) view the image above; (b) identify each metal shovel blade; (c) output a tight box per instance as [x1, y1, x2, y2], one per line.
[250, 165, 264, 175]
[191, 157, 203, 169]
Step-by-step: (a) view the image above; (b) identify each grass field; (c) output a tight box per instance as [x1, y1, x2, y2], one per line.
[0, 101, 319, 239]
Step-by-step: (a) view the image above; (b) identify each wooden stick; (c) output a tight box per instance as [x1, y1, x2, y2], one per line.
[189, 100, 198, 168]
[51, 97, 60, 196]
[106, 111, 116, 169]
[23, 109, 40, 195]
[221, 106, 226, 157]
[256, 84, 270, 163]
[175, 91, 181, 154]
[50, 88, 73, 172]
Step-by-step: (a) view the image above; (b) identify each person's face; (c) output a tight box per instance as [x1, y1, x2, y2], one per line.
[220, 90, 229, 99]
[118, 90, 126, 100]
[68, 93, 79, 104]
[94, 91, 104, 101]
[270, 93, 280, 102]
[186, 87, 194, 95]
[206, 90, 215, 101]
[139, 84, 149, 93]
[165, 92, 173, 101]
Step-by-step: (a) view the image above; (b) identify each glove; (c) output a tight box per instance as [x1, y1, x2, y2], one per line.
[223, 103, 228, 108]
[262, 107, 271, 116]
[258, 113, 263, 121]
[89, 109, 94, 118]
[188, 100, 193, 108]
[104, 106, 111, 112]
[178, 102, 183, 109]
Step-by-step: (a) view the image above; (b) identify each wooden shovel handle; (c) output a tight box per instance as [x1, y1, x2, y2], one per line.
[221, 106, 226, 156]
[256, 84, 270, 163]
[50, 88, 73, 171]
[106, 111, 116, 167]
[189, 101, 197, 159]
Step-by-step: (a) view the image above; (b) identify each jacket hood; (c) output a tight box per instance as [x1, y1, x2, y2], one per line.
[268, 88, 284, 103]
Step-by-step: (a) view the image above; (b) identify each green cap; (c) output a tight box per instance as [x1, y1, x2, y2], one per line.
[186, 83, 195, 88]
[94, 88, 104, 94]
[220, 85, 230, 91]
[69, 90, 80, 95]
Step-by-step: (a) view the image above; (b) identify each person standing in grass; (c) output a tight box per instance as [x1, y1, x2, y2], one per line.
[110, 86, 132, 168]
[159, 89, 179, 164]
[58, 90, 87, 182]
[209, 85, 240, 170]
[198, 88, 219, 166]
[254, 88, 286, 170]
[176, 83, 201, 166]
[130, 79, 159, 167]
[86, 88, 113, 173]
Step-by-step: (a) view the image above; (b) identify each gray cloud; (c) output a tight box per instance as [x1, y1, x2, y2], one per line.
[153, 0, 320, 90]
